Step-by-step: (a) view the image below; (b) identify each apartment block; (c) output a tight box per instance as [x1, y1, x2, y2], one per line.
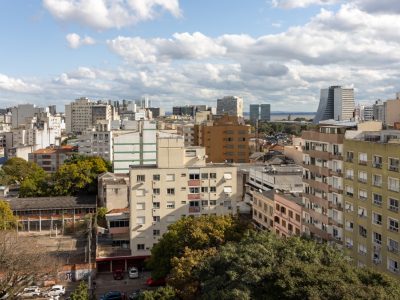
[194, 115, 250, 163]
[343, 130, 400, 277]
[252, 190, 303, 238]
[129, 137, 237, 256]
[217, 96, 243, 117]
[302, 125, 346, 243]
[28, 146, 77, 172]
[249, 104, 271, 124]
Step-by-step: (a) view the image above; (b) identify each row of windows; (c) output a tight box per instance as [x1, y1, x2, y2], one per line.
[345, 220, 399, 237]
[345, 193, 399, 211]
[137, 172, 220, 182]
[346, 152, 400, 171]
[136, 185, 230, 196]
[109, 219, 129, 228]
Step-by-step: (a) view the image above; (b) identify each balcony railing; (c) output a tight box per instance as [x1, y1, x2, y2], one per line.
[389, 165, 399, 172]
[189, 206, 201, 213]
[373, 163, 382, 169]
[389, 206, 399, 212]
[359, 160, 368, 166]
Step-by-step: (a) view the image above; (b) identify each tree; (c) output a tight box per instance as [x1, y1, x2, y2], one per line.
[138, 286, 178, 300]
[0, 231, 60, 298]
[70, 281, 89, 300]
[196, 232, 400, 300]
[0, 200, 17, 230]
[168, 247, 217, 299]
[2, 157, 47, 185]
[147, 215, 251, 280]
[52, 156, 110, 196]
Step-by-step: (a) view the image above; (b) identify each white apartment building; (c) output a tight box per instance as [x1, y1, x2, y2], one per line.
[65, 98, 114, 134]
[129, 137, 237, 256]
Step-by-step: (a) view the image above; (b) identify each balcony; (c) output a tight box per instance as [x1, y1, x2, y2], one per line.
[389, 165, 399, 172]
[373, 163, 382, 169]
[302, 131, 344, 144]
[302, 149, 330, 160]
[387, 245, 399, 253]
[346, 157, 354, 163]
[188, 193, 200, 200]
[188, 180, 201, 186]
[189, 206, 201, 213]
[389, 206, 399, 212]
[358, 178, 367, 184]
[358, 161, 368, 166]
[359, 196, 368, 201]
[389, 227, 399, 233]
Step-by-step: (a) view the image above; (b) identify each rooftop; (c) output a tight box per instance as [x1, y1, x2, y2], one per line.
[9, 195, 96, 211]
[32, 146, 77, 154]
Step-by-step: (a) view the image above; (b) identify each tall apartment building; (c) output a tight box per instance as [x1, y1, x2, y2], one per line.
[373, 100, 385, 122]
[343, 129, 400, 277]
[11, 104, 42, 129]
[314, 86, 355, 124]
[129, 137, 237, 256]
[217, 96, 243, 118]
[65, 98, 114, 134]
[194, 115, 250, 163]
[383, 93, 400, 126]
[176, 123, 195, 146]
[302, 125, 346, 242]
[249, 104, 271, 124]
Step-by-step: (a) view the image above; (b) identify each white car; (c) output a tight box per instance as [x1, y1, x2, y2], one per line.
[18, 286, 41, 298]
[46, 285, 65, 297]
[128, 267, 139, 279]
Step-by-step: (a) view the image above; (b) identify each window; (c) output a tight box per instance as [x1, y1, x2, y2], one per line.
[345, 202, 353, 212]
[373, 193, 382, 206]
[166, 201, 175, 209]
[189, 173, 200, 180]
[153, 202, 160, 209]
[358, 171, 367, 183]
[346, 151, 354, 162]
[201, 173, 208, 179]
[373, 232, 382, 244]
[136, 189, 145, 196]
[137, 244, 145, 250]
[358, 152, 367, 165]
[223, 172, 232, 180]
[189, 187, 200, 194]
[389, 218, 399, 232]
[210, 173, 217, 179]
[288, 210, 293, 218]
[373, 174, 382, 187]
[153, 230, 160, 236]
[389, 157, 399, 172]
[372, 212, 382, 225]
[295, 214, 300, 222]
[201, 200, 209, 206]
[153, 174, 160, 181]
[388, 238, 399, 253]
[167, 188, 175, 195]
[185, 150, 196, 157]
[166, 215, 175, 223]
[345, 169, 354, 180]
[110, 219, 129, 227]
[358, 207, 367, 218]
[358, 244, 367, 255]
[359, 225, 367, 237]
[388, 177, 400, 192]
[210, 186, 216, 193]
[137, 175, 145, 182]
[388, 259, 399, 273]
[166, 174, 175, 181]
[210, 200, 217, 205]
[153, 188, 160, 195]
[389, 198, 399, 212]
[181, 201, 186, 204]
[136, 203, 145, 210]
[136, 216, 145, 224]
[345, 185, 354, 197]
[201, 187, 208, 193]
[153, 216, 160, 222]
[359, 189, 368, 201]
[373, 155, 382, 168]
[345, 220, 354, 231]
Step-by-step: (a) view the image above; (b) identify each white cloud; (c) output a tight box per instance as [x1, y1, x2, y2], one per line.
[66, 33, 95, 49]
[0, 74, 41, 93]
[271, 0, 338, 9]
[43, 0, 181, 30]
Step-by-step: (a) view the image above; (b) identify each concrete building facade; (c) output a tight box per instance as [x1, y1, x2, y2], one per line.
[129, 137, 237, 256]
[28, 146, 77, 173]
[249, 104, 271, 124]
[217, 96, 243, 117]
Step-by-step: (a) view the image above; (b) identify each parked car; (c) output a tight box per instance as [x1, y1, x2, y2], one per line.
[113, 269, 124, 280]
[128, 267, 139, 279]
[146, 277, 166, 287]
[18, 286, 41, 298]
[128, 289, 141, 300]
[100, 291, 125, 300]
[45, 285, 65, 297]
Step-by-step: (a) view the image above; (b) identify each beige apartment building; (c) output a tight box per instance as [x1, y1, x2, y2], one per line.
[343, 130, 400, 277]
[302, 125, 346, 243]
[129, 137, 238, 256]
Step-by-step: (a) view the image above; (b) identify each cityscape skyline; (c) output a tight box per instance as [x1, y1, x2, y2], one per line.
[1, 1, 400, 111]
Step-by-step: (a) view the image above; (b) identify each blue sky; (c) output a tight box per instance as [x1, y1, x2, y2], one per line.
[0, 0, 399, 111]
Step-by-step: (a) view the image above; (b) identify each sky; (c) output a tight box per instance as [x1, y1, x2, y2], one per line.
[1, 0, 400, 112]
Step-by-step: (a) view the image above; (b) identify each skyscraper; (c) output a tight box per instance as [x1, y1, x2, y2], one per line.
[217, 96, 243, 117]
[314, 86, 355, 124]
[249, 104, 271, 124]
